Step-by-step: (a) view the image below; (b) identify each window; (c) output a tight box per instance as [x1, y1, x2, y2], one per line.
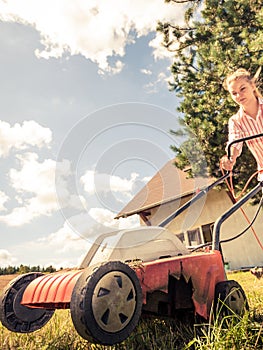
[177, 222, 214, 248]
[202, 223, 213, 243]
[177, 232, 185, 245]
[187, 228, 202, 246]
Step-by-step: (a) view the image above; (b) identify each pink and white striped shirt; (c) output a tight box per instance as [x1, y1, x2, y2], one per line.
[228, 98, 263, 175]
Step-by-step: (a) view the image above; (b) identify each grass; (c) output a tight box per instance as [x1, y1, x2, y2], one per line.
[0, 271, 263, 349]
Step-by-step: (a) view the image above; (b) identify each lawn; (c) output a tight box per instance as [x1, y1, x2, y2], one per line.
[0, 271, 262, 349]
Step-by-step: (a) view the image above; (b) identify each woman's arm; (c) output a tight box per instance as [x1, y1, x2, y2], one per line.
[220, 147, 240, 171]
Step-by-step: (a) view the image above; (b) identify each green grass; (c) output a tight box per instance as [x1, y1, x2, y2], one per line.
[0, 271, 263, 349]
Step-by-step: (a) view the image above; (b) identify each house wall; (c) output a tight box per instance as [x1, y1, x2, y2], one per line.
[140, 189, 263, 270]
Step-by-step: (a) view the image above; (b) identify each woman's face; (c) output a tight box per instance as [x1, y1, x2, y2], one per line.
[227, 78, 257, 108]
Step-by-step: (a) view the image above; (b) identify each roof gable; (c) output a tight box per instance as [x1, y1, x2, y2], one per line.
[115, 159, 214, 219]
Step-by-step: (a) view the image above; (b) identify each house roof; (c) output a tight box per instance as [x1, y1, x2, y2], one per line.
[115, 159, 216, 219]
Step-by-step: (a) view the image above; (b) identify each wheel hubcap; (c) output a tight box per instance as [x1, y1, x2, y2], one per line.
[228, 287, 245, 314]
[92, 271, 136, 332]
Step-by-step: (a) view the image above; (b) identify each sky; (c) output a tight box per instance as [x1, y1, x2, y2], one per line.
[0, 0, 188, 268]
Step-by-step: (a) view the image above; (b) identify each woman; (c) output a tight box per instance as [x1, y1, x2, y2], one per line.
[220, 68, 263, 180]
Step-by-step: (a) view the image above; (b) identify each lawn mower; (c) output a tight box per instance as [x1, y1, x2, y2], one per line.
[0, 134, 263, 346]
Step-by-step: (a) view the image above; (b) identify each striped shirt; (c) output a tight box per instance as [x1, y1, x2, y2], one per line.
[228, 98, 263, 174]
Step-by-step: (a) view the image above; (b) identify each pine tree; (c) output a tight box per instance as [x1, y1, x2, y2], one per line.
[159, 0, 263, 191]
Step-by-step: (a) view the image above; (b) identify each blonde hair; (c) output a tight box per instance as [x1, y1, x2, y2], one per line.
[223, 68, 262, 98]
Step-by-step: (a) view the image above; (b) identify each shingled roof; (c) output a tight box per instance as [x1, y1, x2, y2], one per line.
[115, 159, 215, 219]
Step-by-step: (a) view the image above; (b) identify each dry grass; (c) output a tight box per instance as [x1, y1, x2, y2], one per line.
[0, 271, 263, 349]
[0, 275, 19, 292]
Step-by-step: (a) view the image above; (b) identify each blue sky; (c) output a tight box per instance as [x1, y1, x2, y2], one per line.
[0, 0, 186, 268]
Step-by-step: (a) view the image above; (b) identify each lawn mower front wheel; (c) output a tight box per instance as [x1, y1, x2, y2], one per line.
[70, 261, 143, 345]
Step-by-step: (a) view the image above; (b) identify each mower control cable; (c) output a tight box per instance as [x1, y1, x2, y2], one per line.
[213, 180, 263, 251]
[191, 193, 263, 252]
[219, 194, 263, 244]
[158, 172, 230, 227]
[219, 133, 263, 251]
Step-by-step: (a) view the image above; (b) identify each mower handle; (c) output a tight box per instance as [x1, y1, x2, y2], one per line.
[159, 133, 263, 229]
[212, 132, 263, 250]
[159, 172, 230, 227]
[212, 181, 262, 250]
[226, 132, 263, 159]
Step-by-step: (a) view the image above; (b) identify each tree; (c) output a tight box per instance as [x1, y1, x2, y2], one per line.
[18, 264, 30, 274]
[0, 265, 58, 275]
[159, 0, 263, 192]
[44, 265, 56, 273]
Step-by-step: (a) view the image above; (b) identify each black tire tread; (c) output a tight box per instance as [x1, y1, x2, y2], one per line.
[70, 261, 142, 345]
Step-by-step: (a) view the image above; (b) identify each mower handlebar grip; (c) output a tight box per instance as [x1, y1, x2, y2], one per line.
[227, 133, 263, 159]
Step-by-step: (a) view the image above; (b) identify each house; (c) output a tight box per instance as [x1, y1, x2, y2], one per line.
[115, 159, 263, 270]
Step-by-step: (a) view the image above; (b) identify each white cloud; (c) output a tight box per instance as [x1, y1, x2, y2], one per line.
[6, 208, 139, 268]
[81, 170, 139, 195]
[0, 153, 58, 225]
[0, 191, 9, 212]
[37, 220, 86, 253]
[55, 158, 86, 211]
[10, 153, 54, 194]
[142, 176, 152, 183]
[0, 120, 52, 157]
[0, 249, 17, 266]
[31, 208, 139, 265]
[89, 207, 139, 229]
[141, 69, 152, 75]
[39, 208, 139, 250]
[144, 71, 171, 93]
[9, 235, 87, 268]
[149, 31, 177, 61]
[0, 153, 83, 226]
[0, 0, 185, 74]
[0, 145, 142, 227]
